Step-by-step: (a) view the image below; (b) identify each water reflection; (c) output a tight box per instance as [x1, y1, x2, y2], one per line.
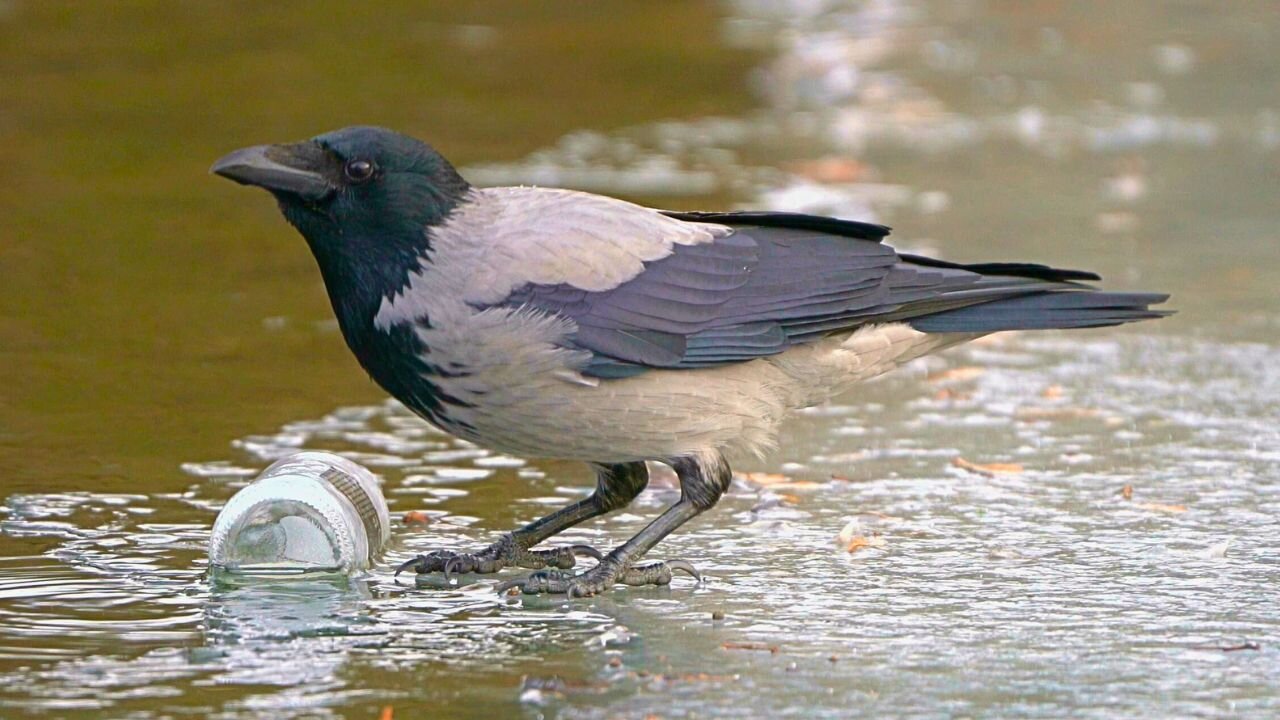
[204, 573, 381, 644]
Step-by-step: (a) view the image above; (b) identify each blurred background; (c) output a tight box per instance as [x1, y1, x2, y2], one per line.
[1, 1, 1278, 718]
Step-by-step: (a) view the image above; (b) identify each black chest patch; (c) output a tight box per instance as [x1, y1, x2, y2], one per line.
[345, 320, 477, 434]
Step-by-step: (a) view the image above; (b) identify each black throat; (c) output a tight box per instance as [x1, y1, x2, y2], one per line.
[279, 188, 469, 426]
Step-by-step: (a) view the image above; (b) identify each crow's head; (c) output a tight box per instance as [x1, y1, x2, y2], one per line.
[212, 127, 469, 324]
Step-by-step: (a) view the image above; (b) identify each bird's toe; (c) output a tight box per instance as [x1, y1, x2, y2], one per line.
[495, 569, 579, 595]
[397, 534, 603, 584]
[494, 558, 700, 597]
[617, 559, 702, 587]
[394, 550, 452, 577]
[514, 543, 603, 570]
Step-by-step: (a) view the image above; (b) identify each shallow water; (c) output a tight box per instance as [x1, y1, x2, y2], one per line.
[3, 1, 1279, 718]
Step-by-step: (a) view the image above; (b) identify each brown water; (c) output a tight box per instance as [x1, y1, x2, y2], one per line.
[2, 1, 1279, 718]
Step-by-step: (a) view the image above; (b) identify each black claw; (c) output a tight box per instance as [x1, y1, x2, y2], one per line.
[571, 544, 604, 561]
[394, 550, 453, 577]
[665, 559, 702, 582]
[394, 554, 426, 577]
[495, 569, 574, 595]
[442, 557, 461, 585]
[614, 559, 702, 588]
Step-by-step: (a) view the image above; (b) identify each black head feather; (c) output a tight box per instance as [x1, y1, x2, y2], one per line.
[213, 127, 472, 409]
[215, 126, 469, 331]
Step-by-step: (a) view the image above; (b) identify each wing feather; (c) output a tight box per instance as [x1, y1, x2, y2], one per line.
[469, 197, 1162, 377]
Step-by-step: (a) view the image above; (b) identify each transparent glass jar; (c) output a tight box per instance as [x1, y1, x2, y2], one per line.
[208, 452, 390, 574]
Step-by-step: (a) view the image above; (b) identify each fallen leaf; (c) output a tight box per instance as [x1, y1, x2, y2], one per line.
[1121, 484, 1134, 500]
[843, 534, 887, 553]
[1135, 502, 1187, 514]
[770, 481, 823, 490]
[1041, 385, 1065, 399]
[736, 472, 822, 490]
[402, 510, 431, 526]
[927, 366, 985, 384]
[379, 707, 393, 720]
[952, 457, 1024, 477]
[736, 472, 790, 486]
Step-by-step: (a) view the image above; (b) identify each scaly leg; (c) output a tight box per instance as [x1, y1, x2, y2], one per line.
[498, 451, 729, 597]
[395, 462, 649, 580]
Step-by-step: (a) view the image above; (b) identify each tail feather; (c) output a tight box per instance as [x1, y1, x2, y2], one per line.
[908, 290, 1172, 333]
[896, 253, 1102, 283]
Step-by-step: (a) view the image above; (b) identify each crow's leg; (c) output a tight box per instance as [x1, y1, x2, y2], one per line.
[497, 451, 729, 597]
[395, 462, 649, 580]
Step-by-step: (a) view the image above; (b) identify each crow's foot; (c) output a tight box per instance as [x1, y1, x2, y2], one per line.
[495, 558, 700, 598]
[394, 534, 602, 583]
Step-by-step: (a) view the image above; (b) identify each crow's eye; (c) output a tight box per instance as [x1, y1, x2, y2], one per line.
[344, 159, 376, 183]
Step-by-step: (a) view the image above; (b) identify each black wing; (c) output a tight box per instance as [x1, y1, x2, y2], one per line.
[496, 210, 1153, 378]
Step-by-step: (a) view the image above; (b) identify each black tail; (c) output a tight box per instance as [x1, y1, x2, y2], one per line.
[909, 290, 1172, 333]
[664, 208, 1171, 336]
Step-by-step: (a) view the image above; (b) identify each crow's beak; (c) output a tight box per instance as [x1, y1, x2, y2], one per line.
[211, 142, 334, 200]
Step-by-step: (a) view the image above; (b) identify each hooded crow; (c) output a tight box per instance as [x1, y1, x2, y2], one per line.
[213, 126, 1170, 597]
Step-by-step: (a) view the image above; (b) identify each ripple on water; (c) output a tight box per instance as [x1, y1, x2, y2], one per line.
[2, 336, 1277, 717]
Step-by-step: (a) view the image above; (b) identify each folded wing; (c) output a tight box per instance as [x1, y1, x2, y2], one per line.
[478, 194, 1168, 378]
